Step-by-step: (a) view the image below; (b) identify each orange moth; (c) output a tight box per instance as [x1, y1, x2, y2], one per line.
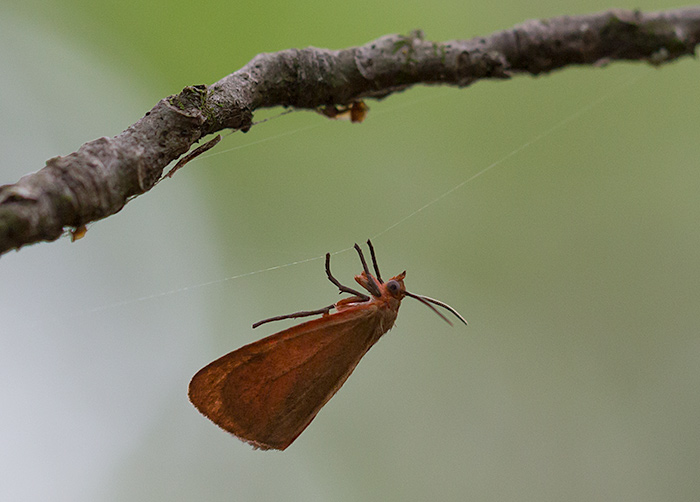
[188, 240, 467, 450]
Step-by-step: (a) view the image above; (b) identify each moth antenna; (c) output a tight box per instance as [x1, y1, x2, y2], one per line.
[404, 291, 468, 326]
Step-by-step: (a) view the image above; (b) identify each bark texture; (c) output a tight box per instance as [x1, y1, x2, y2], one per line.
[1, 7, 699, 255]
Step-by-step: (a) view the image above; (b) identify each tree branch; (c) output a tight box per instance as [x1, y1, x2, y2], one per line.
[1, 7, 698, 255]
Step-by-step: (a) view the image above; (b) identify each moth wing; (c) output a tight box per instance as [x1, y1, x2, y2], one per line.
[189, 305, 385, 450]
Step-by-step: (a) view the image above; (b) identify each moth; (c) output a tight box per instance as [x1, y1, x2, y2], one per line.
[189, 240, 466, 450]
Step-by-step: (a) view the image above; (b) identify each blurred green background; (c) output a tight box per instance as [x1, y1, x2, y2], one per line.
[2, 0, 699, 500]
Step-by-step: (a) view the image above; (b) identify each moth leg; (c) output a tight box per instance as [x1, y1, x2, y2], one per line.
[253, 304, 336, 329]
[325, 253, 370, 300]
[353, 243, 381, 296]
[366, 239, 383, 283]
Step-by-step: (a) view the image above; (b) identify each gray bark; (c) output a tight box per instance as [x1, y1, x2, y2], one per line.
[1, 7, 698, 255]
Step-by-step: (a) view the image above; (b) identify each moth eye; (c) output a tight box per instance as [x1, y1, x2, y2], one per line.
[387, 280, 400, 294]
